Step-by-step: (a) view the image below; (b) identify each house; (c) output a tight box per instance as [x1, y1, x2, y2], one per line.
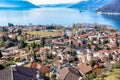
[30, 62, 51, 77]
[65, 29, 72, 37]
[58, 67, 83, 80]
[0, 32, 6, 37]
[0, 66, 50, 80]
[77, 63, 99, 76]
[8, 33, 17, 39]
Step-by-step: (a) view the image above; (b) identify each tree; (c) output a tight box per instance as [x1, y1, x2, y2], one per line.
[94, 45, 99, 51]
[19, 40, 27, 48]
[84, 72, 97, 80]
[33, 53, 39, 62]
[0, 51, 2, 58]
[88, 43, 91, 50]
[14, 36, 18, 42]
[74, 56, 79, 61]
[2, 27, 8, 32]
[3, 61, 15, 67]
[89, 60, 96, 71]
[8, 23, 14, 27]
[31, 42, 36, 48]
[71, 50, 76, 57]
[40, 37, 45, 47]
[47, 53, 54, 59]
[116, 40, 120, 47]
[51, 73, 57, 80]
[17, 29, 22, 35]
[34, 45, 40, 52]
[1, 36, 7, 42]
[0, 64, 4, 70]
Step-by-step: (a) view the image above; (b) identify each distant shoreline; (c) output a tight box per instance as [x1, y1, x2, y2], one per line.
[97, 12, 120, 15]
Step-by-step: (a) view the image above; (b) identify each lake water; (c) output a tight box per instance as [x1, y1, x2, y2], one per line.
[0, 8, 120, 30]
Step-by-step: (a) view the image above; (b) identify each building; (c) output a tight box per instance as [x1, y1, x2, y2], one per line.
[0, 66, 50, 80]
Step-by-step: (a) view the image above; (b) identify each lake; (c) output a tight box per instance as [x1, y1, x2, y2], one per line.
[0, 8, 120, 30]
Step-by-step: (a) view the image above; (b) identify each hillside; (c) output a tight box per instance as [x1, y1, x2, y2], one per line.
[0, 0, 39, 9]
[69, 0, 113, 10]
[39, 3, 74, 8]
[97, 0, 120, 13]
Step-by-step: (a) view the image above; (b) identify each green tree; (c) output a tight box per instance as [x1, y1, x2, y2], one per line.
[31, 42, 36, 48]
[84, 73, 97, 80]
[71, 50, 76, 56]
[94, 45, 99, 51]
[0, 51, 2, 58]
[1, 36, 7, 42]
[51, 73, 57, 80]
[40, 37, 45, 47]
[74, 56, 79, 61]
[0, 64, 5, 70]
[116, 40, 120, 47]
[34, 45, 40, 52]
[14, 36, 18, 42]
[3, 61, 15, 67]
[47, 53, 54, 59]
[89, 60, 96, 71]
[17, 29, 22, 35]
[8, 23, 14, 27]
[88, 43, 91, 50]
[19, 40, 27, 48]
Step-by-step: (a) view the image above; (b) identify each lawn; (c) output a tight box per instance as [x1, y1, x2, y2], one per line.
[95, 69, 120, 80]
[105, 69, 120, 80]
[26, 30, 63, 37]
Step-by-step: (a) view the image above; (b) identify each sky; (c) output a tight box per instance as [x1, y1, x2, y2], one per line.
[28, 0, 82, 5]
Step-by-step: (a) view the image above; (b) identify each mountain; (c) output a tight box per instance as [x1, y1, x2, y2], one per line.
[97, 0, 120, 13]
[0, 0, 39, 9]
[69, 0, 113, 10]
[39, 3, 74, 8]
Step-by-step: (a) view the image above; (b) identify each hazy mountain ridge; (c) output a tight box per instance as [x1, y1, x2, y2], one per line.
[0, 0, 39, 9]
[97, 0, 120, 13]
[38, 3, 74, 8]
[69, 0, 113, 10]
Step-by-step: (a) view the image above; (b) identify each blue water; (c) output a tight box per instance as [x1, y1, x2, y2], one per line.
[0, 8, 120, 30]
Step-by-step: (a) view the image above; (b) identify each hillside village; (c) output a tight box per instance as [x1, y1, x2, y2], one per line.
[0, 23, 120, 80]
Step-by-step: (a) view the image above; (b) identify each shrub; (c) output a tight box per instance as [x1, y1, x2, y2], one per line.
[0, 64, 5, 70]
[3, 61, 15, 67]
[101, 74, 107, 78]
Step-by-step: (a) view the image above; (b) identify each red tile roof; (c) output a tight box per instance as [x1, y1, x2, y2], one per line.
[77, 63, 97, 75]
[30, 62, 50, 74]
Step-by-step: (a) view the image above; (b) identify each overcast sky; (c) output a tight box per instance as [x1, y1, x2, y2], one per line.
[28, 0, 82, 5]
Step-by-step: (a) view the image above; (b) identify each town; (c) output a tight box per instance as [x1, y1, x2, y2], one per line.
[0, 23, 120, 80]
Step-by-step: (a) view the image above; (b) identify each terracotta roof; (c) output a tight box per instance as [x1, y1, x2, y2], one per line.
[98, 50, 109, 53]
[30, 62, 50, 74]
[59, 67, 70, 80]
[101, 54, 109, 58]
[65, 72, 82, 80]
[77, 63, 97, 75]
[80, 33, 93, 38]
[40, 47, 50, 53]
[59, 67, 83, 80]
[63, 47, 71, 52]
[56, 49, 62, 53]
